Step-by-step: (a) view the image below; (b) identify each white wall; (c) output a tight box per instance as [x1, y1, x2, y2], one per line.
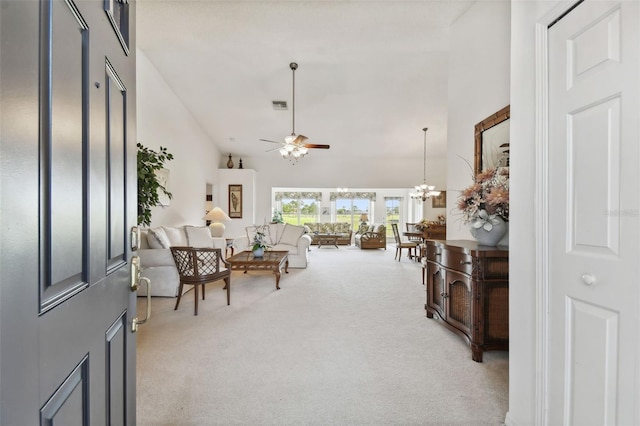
[446, 1, 511, 240]
[137, 49, 223, 228]
[217, 168, 256, 237]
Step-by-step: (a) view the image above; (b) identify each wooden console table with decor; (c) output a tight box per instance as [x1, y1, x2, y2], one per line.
[423, 224, 446, 240]
[424, 240, 508, 362]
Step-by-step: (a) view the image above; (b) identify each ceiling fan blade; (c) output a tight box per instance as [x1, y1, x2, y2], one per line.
[303, 144, 330, 149]
[259, 138, 282, 144]
[265, 147, 283, 153]
[292, 135, 308, 145]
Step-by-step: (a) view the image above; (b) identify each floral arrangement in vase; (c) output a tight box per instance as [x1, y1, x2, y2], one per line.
[415, 215, 447, 231]
[251, 224, 271, 256]
[457, 167, 509, 232]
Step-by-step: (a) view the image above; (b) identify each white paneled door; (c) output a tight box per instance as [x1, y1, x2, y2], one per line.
[547, 1, 639, 424]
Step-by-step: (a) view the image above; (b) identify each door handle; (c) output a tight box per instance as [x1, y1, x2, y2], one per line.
[130, 256, 141, 291]
[132, 277, 151, 332]
[131, 226, 140, 251]
[130, 255, 151, 332]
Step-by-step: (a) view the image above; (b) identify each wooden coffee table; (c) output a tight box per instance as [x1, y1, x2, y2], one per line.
[225, 250, 289, 290]
[315, 233, 339, 249]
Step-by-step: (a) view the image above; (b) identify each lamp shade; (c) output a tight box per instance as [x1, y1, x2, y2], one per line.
[360, 213, 369, 222]
[204, 207, 230, 222]
[204, 207, 231, 237]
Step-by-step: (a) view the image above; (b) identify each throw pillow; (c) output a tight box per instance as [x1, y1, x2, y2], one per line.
[147, 227, 170, 249]
[162, 226, 188, 246]
[279, 223, 305, 246]
[185, 226, 214, 248]
[246, 225, 276, 246]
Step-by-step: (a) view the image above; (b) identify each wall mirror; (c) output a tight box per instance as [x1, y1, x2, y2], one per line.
[474, 105, 510, 175]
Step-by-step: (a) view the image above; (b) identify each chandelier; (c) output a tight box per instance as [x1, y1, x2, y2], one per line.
[410, 127, 441, 202]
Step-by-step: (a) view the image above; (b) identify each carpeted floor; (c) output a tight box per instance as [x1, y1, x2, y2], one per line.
[136, 245, 508, 425]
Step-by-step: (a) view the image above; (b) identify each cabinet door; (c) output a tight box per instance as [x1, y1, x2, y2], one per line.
[426, 261, 446, 319]
[445, 270, 473, 337]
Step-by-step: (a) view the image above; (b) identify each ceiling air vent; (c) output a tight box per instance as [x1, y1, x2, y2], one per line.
[272, 100, 287, 110]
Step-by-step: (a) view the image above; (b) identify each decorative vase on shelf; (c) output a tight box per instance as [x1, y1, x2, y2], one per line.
[469, 215, 508, 246]
[226, 154, 234, 169]
[252, 247, 264, 258]
[238, 158, 243, 169]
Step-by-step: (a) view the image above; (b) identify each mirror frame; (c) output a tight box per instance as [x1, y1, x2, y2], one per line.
[474, 105, 510, 175]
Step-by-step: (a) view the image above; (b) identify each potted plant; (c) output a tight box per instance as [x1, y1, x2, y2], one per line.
[251, 224, 271, 257]
[457, 167, 509, 245]
[137, 143, 174, 226]
[271, 210, 284, 224]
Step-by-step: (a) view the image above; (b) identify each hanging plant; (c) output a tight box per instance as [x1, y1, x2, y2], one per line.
[137, 142, 174, 226]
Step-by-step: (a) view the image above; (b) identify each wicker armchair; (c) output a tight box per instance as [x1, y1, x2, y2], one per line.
[170, 247, 230, 315]
[354, 224, 387, 249]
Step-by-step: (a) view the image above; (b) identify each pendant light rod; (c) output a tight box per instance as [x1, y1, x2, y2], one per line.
[422, 127, 428, 182]
[290, 62, 298, 136]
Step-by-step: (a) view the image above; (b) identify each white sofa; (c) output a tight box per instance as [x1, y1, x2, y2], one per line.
[233, 223, 312, 268]
[136, 225, 226, 297]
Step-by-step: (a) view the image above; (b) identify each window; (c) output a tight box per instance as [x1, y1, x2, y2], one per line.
[335, 198, 370, 229]
[280, 197, 319, 225]
[385, 197, 401, 238]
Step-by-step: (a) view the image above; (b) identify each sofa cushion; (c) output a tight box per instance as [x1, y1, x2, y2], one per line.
[147, 227, 170, 249]
[185, 226, 213, 248]
[246, 225, 276, 246]
[334, 222, 350, 234]
[162, 226, 188, 246]
[318, 223, 333, 233]
[279, 223, 305, 246]
[304, 223, 319, 233]
[271, 243, 298, 255]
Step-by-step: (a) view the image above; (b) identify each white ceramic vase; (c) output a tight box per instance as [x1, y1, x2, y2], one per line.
[252, 247, 264, 258]
[469, 216, 508, 246]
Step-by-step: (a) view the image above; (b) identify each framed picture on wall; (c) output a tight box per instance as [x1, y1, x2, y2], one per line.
[156, 168, 171, 206]
[229, 184, 242, 218]
[432, 191, 446, 208]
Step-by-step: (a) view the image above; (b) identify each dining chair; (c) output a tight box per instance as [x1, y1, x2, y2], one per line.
[391, 223, 419, 262]
[170, 247, 231, 315]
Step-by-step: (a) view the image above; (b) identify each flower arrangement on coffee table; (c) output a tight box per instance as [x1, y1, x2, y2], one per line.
[251, 224, 271, 257]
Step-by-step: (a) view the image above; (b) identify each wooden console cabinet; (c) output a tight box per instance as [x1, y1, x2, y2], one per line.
[424, 240, 508, 362]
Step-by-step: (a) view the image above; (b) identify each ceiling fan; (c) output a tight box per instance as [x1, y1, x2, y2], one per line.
[260, 62, 330, 161]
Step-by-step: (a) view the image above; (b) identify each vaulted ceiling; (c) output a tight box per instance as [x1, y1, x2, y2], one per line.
[136, 1, 474, 162]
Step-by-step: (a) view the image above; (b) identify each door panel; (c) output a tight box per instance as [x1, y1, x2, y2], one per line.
[445, 271, 472, 336]
[41, 0, 89, 312]
[0, 0, 137, 424]
[547, 1, 639, 424]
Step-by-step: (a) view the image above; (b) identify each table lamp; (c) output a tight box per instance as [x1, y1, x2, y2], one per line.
[360, 213, 369, 225]
[204, 207, 231, 237]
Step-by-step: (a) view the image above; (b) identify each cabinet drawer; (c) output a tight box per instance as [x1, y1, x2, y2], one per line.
[426, 243, 442, 260]
[441, 249, 473, 274]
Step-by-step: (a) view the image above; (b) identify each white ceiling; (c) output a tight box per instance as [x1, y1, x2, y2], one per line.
[136, 0, 474, 162]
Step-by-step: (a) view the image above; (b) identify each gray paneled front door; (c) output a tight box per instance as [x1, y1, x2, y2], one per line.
[1, 0, 138, 424]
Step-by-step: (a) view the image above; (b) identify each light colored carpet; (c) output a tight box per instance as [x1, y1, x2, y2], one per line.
[136, 245, 508, 425]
